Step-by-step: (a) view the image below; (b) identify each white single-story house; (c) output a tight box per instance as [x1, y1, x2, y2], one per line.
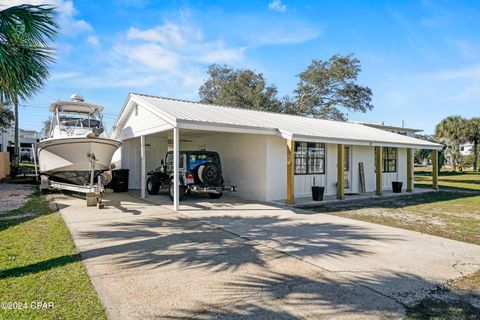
[111, 93, 443, 211]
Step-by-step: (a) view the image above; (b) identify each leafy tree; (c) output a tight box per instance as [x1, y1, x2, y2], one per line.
[40, 118, 51, 136]
[199, 54, 373, 120]
[434, 115, 466, 171]
[0, 98, 14, 130]
[199, 64, 282, 113]
[464, 118, 480, 171]
[0, 4, 57, 168]
[293, 55, 373, 120]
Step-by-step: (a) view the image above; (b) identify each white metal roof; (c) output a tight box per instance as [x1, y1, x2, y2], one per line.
[348, 120, 422, 133]
[113, 93, 443, 150]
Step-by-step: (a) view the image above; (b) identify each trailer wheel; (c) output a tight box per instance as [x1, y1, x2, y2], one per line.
[146, 177, 160, 195]
[169, 180, 186, 201]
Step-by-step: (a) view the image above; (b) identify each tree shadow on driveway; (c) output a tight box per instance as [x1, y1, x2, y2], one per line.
[165, 271, 480, 319]
[76, 214, 399, 272]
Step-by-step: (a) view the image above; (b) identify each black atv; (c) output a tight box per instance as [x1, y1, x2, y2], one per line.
[146, 151, 236, 201]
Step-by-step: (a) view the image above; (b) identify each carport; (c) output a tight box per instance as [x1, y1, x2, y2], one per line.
[111, 93, 443, 211]
[111, 94, 284, 211]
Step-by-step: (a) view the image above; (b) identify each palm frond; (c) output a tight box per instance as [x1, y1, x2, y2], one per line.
[0, 4, 58, 101]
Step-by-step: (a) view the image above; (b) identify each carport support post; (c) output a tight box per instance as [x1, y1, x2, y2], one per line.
[406, 148, 414, 192]
[286, 139, 295, 205]
[432, 149, 439, 190]
[140, 135, 146, 199]
[337, 144, 345, 200]
[375, 146, 383, 196]
[173, 127, 180, 211]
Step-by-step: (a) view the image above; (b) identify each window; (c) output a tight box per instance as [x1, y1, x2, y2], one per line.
[187, 153, 219, 171]
[344, 146, 350, 171]
[383, 147, 397, 172]
[294, 142, 325, 174]
[165, 153, 185, 170]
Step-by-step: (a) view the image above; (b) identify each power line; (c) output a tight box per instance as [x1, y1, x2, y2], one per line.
[19, 104, 49, 109]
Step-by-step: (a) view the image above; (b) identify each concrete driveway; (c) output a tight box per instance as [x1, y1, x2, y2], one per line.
[54, 191, 480, 319]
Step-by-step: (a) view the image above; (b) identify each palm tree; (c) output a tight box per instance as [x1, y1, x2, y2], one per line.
[465, 118, 480, 171]
[434, 115, 466, 171]
[0, 4, 57, 171]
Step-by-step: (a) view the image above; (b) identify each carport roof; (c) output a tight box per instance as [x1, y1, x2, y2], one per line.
[113, 93, 443, 150]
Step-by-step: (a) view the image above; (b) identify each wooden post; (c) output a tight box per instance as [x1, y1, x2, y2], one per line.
[432, 149, 439, 190]
[286, 139, 295, 205]
[375, 146, 383, 196]
[140, 135, 146, 199]
[407, 148, 414, 192]
[337, 144, 345, 200]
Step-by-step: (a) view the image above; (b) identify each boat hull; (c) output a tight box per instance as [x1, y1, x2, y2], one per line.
[38, 137, 122, 185]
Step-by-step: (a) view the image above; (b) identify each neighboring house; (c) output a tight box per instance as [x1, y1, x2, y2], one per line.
[460, 142, 474, 157]
[349, 121, 422, 137]
[0, 128, 40, 161]
[111, 93, 442, 207]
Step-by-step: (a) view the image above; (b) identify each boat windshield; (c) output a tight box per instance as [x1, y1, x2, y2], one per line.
[53, 112, 105, 137]
[60, 117, 102, 129]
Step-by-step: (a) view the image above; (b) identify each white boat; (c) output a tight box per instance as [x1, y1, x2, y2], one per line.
[37, 94, 122, 186]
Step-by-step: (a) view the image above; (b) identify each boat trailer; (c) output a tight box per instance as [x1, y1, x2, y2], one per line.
[39, 155, 111, 209]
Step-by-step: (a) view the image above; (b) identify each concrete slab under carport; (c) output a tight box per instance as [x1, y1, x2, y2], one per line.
[53, 191, 404, 319]
[139, 191, 480, 307]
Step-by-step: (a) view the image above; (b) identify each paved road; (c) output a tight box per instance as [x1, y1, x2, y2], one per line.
[54, 192, 480, 319]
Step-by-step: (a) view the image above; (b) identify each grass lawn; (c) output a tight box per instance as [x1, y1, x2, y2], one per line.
[415, 167, 480, 191]
[0, 191, 106, 319]
[309, 170, 480, 318]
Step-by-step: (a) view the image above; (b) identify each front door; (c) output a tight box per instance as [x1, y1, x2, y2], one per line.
[344, 146, 352, 192]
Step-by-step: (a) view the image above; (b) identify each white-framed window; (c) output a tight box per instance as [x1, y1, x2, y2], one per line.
[383, 147, 397, 172]
[294, 142, 325, 174]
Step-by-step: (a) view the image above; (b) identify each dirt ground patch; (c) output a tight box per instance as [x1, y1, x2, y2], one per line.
[0, 183, 33, 213]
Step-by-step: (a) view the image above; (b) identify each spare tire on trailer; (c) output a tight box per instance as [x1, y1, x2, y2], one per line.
[197, 163, 221, 186]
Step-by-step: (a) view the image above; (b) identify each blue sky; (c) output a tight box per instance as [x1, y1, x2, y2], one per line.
[3, 0, 480, 134]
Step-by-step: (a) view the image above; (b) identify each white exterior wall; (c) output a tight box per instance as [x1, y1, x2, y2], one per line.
[121, 136, 168, 189]
[181, 133, 268, 201]
[266, 136, 287, 201]
[118, 127, 410, 200]
[120, 104, 171, 140]
[290, 144, 409, 198]
[351, 145, 376, 193]
[382, 147, 407, 190]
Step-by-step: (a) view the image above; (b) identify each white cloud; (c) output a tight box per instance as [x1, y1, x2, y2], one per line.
[113, 22, 245, 80]
[127, 23, 186, 47]
[49, 15, 319, 100]
[430, 64, 480, 81]
[86, 35, 100, 47]
[0, 0, 93, 36]
[50, 71, 81, 80]
[268, 0, 287, 13]
[55, 21, 246, 93]
[114, 43, 180, 73]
